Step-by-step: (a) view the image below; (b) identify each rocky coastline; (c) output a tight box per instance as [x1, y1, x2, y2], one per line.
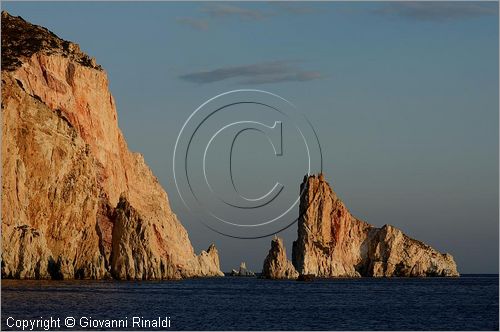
[262, 174, 459, 279]
[1, 12, 459, 281]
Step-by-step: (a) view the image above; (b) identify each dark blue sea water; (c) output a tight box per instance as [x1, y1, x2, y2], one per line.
[2, 275, 498, 330]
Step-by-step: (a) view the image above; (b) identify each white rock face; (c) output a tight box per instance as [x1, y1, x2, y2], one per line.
[230, 262, 256, 277]
[1, 11, 223, 280]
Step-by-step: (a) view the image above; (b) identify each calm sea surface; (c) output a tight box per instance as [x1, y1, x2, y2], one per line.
[1, 274, 498, 330]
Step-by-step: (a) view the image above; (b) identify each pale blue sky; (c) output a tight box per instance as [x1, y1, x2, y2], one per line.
[3, 1, 498, 273]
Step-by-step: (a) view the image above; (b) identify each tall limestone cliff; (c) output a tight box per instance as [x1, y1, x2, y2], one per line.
[1, 11, 223, 279]
[262, 174, 459, 278]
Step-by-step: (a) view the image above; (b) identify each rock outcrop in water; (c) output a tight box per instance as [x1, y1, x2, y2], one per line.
[230, 262, 256, 277]
[262, 237, 299, 279]
[263, 174, 459, 278]
[1, 11, 223, 280]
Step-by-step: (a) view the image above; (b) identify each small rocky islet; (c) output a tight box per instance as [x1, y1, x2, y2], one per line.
[229, 262, 256, 277]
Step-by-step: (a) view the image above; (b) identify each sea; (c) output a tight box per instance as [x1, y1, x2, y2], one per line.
[1, 274, 498, 331]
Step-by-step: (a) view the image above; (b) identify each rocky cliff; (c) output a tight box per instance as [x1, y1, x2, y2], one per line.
[263, 174, 459, 278]
[1, 11, 223, 279]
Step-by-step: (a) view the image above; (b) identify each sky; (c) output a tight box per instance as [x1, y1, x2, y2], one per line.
[2, 1, 498, 273]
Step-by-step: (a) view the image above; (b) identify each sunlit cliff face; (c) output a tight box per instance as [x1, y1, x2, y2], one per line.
[1, 11, 223, 280]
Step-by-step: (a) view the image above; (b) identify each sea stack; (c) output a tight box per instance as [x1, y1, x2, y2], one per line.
[1, 11, 223, 280]
[262, 237, 299, 279]
[263, 174, 459, 278]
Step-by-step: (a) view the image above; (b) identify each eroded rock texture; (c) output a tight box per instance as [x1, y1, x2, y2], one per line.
[262, 174, 459, 279]
[1, 11, 223, 279]
[291, 174, 459, 277]
[262, 237, 299, 279]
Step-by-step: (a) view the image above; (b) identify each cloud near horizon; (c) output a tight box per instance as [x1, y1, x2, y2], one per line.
[179, 61, 323, 85]
[374, 2, 498, 21]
